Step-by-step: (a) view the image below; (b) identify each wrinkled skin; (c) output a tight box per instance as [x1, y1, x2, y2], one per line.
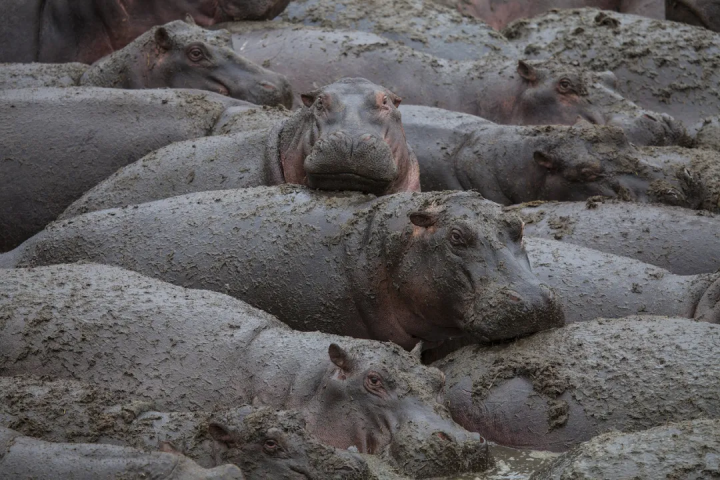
[667, 0, 720, 31]
[0, 427, 244, 480]
[436, 317, 720, 451]
[0, 264, 490, 478]
[0, 0, 291, 64]
[3, 188, 563, 349]
[517, 200, 720, 275]
[0, 87, 244, 253]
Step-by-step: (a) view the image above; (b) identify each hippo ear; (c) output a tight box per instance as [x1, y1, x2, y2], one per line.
[154, 27, 173, 51]
[183, 14, 197, 26]
[390, 93, 402, 108]
[517, 60, 537, 82]
[533, 152, 560, 172]
[208, 422, 238, 447]
[301, 90, 320, 108]
[409, 211, 439, 228]
[328, 343, 353, 372]
[410, 341, 423, 360]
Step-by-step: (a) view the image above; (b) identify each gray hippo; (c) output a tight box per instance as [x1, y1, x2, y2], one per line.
[0, 21, 293, 108]
[60, 78, 420, 219]
[525, 237, 720, 323]
[531, 418, 720, 479]
[0, 377, 370, 480]
[1, 188, 564, 350]
[666, 0, 720, 31]
[0, 427, 243, 480]
[0, 264, 490, 478]
[435, 317, 720, 451]
[516, 200, 720, 275]
[0, 0, 291, 64]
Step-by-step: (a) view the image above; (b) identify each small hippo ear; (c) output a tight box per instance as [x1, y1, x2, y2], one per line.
[183, 14, 197, 26]
[390, 93, 402, 108]
[533, 152, 560, 172]
[410, 341, 423, 360]
[328, 343, 353, 372]
[517, 60, 537, 82]
[208, 422, 237, 447]
[301, 90, 320, 108]
[154, 27, 173, 51]
[409, 211, 439, 228]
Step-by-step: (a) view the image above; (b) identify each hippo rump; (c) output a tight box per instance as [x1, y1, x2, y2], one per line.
[435, 317, 720, 451]
[0, 427, 243, 480]
[0, 264, 490, 478]
[0, 87, 249, 252]
[667, 0, 720, 32]
[516, 200, 720, 275]
[0, 0, 291, 64]
[3, 187, 564, 349]
[531, 418, 720, 479]
[503, 8, 720, 126]
[0, 377, 370, 480]
[525, 237, 720, 323]
[61, 78, 420, 219]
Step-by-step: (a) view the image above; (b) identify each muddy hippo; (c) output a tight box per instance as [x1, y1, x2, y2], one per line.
[0, 377, 370, 480]
[504, 8, 720, 126]
[531, 418, 720, 479]
[525, 237, 720, 323]
[0, 264, 490, 478]
[0, 427, 243, 480]
[516, 200, 720, 275]
[0, 87, 248, 252]
[60, 78, 419, 218]
[436, 317, 720, 451]
[667, 0, 720, 31]
[2, 188, 564, 349]
[695, 116, 720, 151]
[0, 0, 291, 64]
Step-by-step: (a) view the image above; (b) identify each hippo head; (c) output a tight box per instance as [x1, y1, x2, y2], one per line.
[308, 342, 491, 478]
[82, 21, 293, 108]
[208, 407, 371, 479]
[666, 0, 720, 31]
[277, 78, 420, 195]
[218, 0, 292, 20]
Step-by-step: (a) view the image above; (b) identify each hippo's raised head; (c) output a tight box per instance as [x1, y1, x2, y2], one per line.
[309, 342, 490, 478]
[208, 407, 370, 479]
[276, 78, 420, 195]
[81, 21, 293, 108]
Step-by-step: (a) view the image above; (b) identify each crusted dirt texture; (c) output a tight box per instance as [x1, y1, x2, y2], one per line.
[695, 116, 720, 151]
[531, 418, 720, 479]
[0, 62, 88, 89]
[503, 8, 720, 125]
[211, 105, 291, 135]
[437, 317, 720, 452]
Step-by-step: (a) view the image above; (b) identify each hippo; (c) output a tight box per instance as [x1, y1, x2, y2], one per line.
[0, 264, 490, 478]
[0, 377, 370, 480]
[504, 8, 720, 126]
[0, 427, 243, 480]
[666, 0, 720, 31]
[695, 116, 720, 151]
[515, 200, 720, 275]
[60, 78, 420, 219]
[435, 317, 720, 451]
[531, 418, 720, 479]
[524, 237, 720, 323]
[1, 188, 564, 349]
[0, 0, 291, 64]
[0, 87, 250, 252]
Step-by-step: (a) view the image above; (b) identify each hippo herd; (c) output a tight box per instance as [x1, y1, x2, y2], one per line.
[1, 0, 719, 479]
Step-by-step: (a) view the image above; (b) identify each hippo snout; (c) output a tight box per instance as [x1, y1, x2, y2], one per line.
[251, 76, 294, 109]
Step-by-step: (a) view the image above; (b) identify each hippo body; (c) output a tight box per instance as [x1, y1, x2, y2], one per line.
[695, 116, 720, 151]
[666, 0, 720, 32]
[2, 187, 563, 350]
[0, 0, 291, 64]
[517, 200, 720, 275]
[531, 418, 720, 479]
[436, 317, 720, 451]
[525, 237, 720, 323]
[0, 264, 489, 478]
[0, 427, 243, 480]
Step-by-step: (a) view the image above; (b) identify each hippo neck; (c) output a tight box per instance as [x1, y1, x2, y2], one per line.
[470, 60, 525, 123]
[80, 45, 148, 89]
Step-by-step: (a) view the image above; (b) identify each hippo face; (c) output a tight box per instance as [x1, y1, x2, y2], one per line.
[281, 78, 419, 195]
[142, 22, 293, 108]
[218, 0, 292, 20]
[209, 408, 370, 479]
[312, 343, 490, 478]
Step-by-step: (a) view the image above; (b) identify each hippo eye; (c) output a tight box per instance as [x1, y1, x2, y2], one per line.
[382, 95, 388, 105]
[558, 79, 573, 93]
[187, 47, 205, 62]
[449, 228, 467, 247]
[364, 372, 385, 396]
[263, 439, 279, 453]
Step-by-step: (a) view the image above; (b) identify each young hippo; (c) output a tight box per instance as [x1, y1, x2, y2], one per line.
[60, 78, 419, 219]
[666, 0, 720, 31]
[0, 427, 243, 480]
[0, 264, 490, 479]
[435, 317, 720, 451]
[3, 188, 564, 349]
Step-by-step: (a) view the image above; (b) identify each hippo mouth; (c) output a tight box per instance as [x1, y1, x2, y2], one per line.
[306, 172, 392, 196]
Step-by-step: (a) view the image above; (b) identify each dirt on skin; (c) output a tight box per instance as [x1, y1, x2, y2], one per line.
[0, 62, 88, 89]
[695, 116, 720, 151]
[531, 419, 720, 479]
[211, 105, 291, 135]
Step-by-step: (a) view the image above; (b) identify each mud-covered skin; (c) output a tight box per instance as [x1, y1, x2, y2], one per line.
[531, 418, 720, 479]
[5, 187, 563, 349]
[0, 427, 244, 480]
[0, 62, 89, 89]
[525, 237, 720, 323]
[0, 265, 490, 478]
[0, 87, 245, 253]
[504, 8, 720, 125]
[436, 317, 720, 451]
[517, 200, 720, 275]
[0, 0, 291, 64]
[667, 0, 720, 31]
[695, 116, 720, 151]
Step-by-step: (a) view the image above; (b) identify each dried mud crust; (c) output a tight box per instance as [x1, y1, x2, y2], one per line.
[0, 63, 88, 89]
[695, 116, 720, 151]
[531, 419, 720, 480]
[211, 105, 290, 135]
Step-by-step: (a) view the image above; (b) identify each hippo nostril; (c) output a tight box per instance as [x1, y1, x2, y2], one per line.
[434, 432, 454, 442]
[259, 80, 277, 91]
[505, 290, 522, 302]
[644, 113, 658, 122]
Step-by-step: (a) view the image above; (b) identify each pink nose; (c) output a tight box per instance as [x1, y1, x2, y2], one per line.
[259, 81, 278, 91]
